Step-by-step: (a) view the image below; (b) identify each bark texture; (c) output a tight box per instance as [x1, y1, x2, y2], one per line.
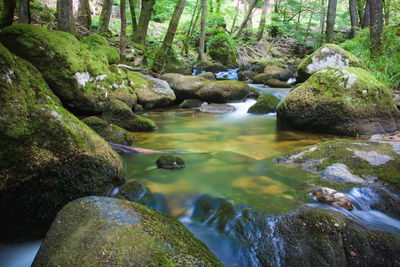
[369, 0, 383, 55]
[98, 0, 113, 32]
[120, 0, 126, 63]
[19, 0, 30, 24]
[132, 0, 155, 44]
[326, 0, 338, 43]
[57, 0, 76, 34]
[256, 0, 268, 41]
[349, 0, 358, 37]
[199, 0, 207, 61]
[0, 0, 16, 29]
[77, 0, 91, 28]
[128, 0, 137, 32]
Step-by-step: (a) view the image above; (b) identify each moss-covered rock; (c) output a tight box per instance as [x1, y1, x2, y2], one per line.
[81, 34, 120, 65]
[156, 155, 185, 169]
[32, 196, 223, 266]
[0, 43, 125, 241]
[265, 78, 292, 88]
[179, 99, 204, 108]
[247, 94, 280, 114]
[161, 73, 249, 103]
[82, 116, 135, 145]
[204, 63, 228, 73]
[0, 24, 135, 114]
[127, 71, 176, 109]
[277, 67, 400, 135]
[254, 58, 286, 73]
[207, 34, 238, 67]
[264, 66, 294, 81]
[102, 99, 156, 132]
[297, 43, 366, 82]
[199, 71, 216, 80]
[237, 70, 257, 82]
[277, 139, 400, 189]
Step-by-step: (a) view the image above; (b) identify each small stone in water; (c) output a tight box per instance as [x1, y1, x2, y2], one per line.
[156, 155, 185, 169]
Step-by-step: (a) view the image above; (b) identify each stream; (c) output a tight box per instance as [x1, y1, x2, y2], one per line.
[1, 69, 399, 266]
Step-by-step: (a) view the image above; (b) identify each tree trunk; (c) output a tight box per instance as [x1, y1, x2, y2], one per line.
[357, 0, 364, 27]
[132, 0, 155, 44]
[320, 0, 325, 35]
[152, 0, 186, 73]
[349, 0, 358, 37]
[199, 0, 207, 61]
[230, 0, 240, 33]
[363, 0, 370, 27]
[304, 10, 314, 42]
[256, 0, 268, 41]
[247, 0, 252, 28]
[128, 0, 138, 32]
[19, 0, 30, 24]
[77, 0, 91, 28]
[0, 0, 16, 29]
[296, 0, 303, 30]
[326, 0, 338, 43]
[234, 0, 257, 38]
[182, 0, 199, 55]
[383, 0, 389, 25]
[57, 0, 76, 34]
[369, 0, 383, 56]
[98, 0, 113, 32]
[120, 0, 126, 63]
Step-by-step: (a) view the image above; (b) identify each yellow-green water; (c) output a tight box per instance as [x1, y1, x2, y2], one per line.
[124, 100, 341, 217]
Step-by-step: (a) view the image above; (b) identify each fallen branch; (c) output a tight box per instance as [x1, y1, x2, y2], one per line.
[108, 142, 163, 154]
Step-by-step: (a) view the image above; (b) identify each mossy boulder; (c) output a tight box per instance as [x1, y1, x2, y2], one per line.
[0, 43, 125, 241]
[115, 180, 170, 214]
[207, 34, 238, 67]
[128, 72, 176, 109]
[265, 78, 291, 88]
[156, 155, 185, 169]
[277, 67, 400, 136]
[82, 116, 135, 145]
[0, 24, 135, 114]
[297, 43, 366, 82]
[264, 66, 294, 81]
[161, 73, 249, 103]
[276, 139, 400, 190]
[81, 34, 120, 65]
[32, 196, 223, 266]
[199, 71, 216, 80]
[254, 58, 286, 73]
[237, 70, 257, 82]
[247, 94, 280, 114]
[179, 99, 204, 108]
[102, 99, 156, 132]
[204, 63, 228, 73]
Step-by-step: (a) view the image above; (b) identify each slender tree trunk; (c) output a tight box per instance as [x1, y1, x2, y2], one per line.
[349, 0, 358, 37]
[132, 0, 155, 44]
[199, 0, 207, 61]
[19, 0, 30, 24]
[326, 0, 338, 43]
[274, 0, 280, 13]
[320, 0, 326, 35]
[230, 0, 240, 33]
[363, 0, 370, 27]
[182, 0, 199, 54]
[98, 0, 113, 32]
[296, 0, 303, 30]
[77, 0, 91, 28]
[120, 0, 126, 63]
[256, 0, 268, 41]
[383, 0, 389, 25]
[357, 0, 364, 27]
[369, 0, 383, 55]
[234, 0, 257, 38]
[0, 0, 16, 29]
[152, 0, 186, 72]
[304, 10, 314, 42]
[128, 0, 138, 31]
[57, 0, 76, 34]
[247, 0, 252, 28]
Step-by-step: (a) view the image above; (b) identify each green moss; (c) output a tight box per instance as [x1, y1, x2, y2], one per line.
[248, 94, 280, 114]
[266, 78, 291, 88]
[81, 34, 120, 65]
[254, 59, 286, 73]
[132, 115, 157, 132]
[156, 155, 185, 169]
[207, 33, 238, 67]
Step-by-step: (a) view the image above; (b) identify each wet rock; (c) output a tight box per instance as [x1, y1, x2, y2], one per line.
[311, 187, 353, 210]
[156, 155, 185, 169]
[247, 94, 280, 114]
[199, 71, 216, 80]
[237, 70, 257, 82]
[205, 63, 228, 73]
[179, 99, 204, 108]
[0, 43, 125, 241]
[277, 67, 400, 136]
[200, 103, 236, 113]
[82, 116, 135, 145]
[321, 163, 365, 183]
[297, 43, 366, 82]
[32, 197, 222, 266]
[265, 78, 292, 88]
[102, 99, 156, 132]
[254, 59, 286, 73]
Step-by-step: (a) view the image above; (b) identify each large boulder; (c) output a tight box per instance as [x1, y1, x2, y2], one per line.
[254, 58, 286, 73]
[247, 94, 281, 114]
[277, 67, 400, 136]
[276, 139, 400, 190]
[297, 43, 366, 82]
[82, 116, 135, 145]
[0, 24, 136, 114]
[0, 43, 125, 241]
[161, 73, 249, 103]
[207, 33, 238, 67]
[128, 72, 176, 109]
[81, 34, 120, 65]
[102, 99, 157, 132]
[32, 197, 223, 266]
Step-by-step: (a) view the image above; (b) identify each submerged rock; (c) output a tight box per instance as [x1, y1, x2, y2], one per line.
[179, 99, 204, 108]
[277, 67, 400, 136]
[82, 116, 135, 145]
[265, 78, 292, 88]
[102, 99, 156, 132]
[277, 139, 400, 189]
[0, 25, 136, 114]
[156, 155, 185, 169]
[0, 43, 125, 241]
[32, 197, 222, 266]
[297, 43, 366, 82]
[200, 103, 236, 113]
[161, 73, 249, 103]
[311, 187, 353, 210]
[247, 94, 280, 114]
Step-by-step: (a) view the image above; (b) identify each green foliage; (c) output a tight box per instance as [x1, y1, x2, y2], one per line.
[206, 33, 236, 53]
[206, 14, 227, 34]
[341, 28, 400, 89]
[265, 22, 286, 38]
[152, 0, 176, 22]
